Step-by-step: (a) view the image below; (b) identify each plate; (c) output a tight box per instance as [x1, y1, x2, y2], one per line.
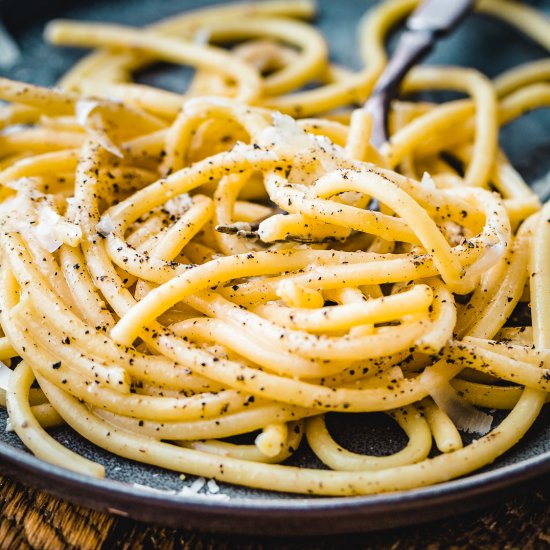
[0, 0, 549, 535]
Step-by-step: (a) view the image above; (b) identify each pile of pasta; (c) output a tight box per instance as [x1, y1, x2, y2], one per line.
[0, 0, 549, 496]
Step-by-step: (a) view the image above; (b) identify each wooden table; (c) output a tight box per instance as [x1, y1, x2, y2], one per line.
[1, 473, 549, 549]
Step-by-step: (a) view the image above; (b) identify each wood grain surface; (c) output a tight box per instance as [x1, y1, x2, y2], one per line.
[0, 473, 549, 549]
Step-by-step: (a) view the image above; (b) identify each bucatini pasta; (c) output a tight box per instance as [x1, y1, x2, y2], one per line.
[0, 0, 549, 496]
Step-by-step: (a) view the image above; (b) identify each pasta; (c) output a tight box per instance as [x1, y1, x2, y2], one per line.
[0, 0, 549, 497]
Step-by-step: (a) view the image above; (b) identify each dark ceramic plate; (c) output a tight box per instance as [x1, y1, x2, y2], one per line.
[0, 0, 549, 536]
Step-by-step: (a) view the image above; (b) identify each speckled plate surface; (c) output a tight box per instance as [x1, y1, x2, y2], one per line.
[0, 0, 549, 536]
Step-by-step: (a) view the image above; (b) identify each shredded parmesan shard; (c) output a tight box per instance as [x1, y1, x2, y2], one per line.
[131, 483, 176, 495]
[423, 370, 493, 435]
[75, 99, 100, 126]
[207, 478, 220, 494]
[421, 171, 436, 189]
[96, 214, 116, 237]
[164, 194, 193, 216]
[131, 478, 227, 500]
[35, 207, 63, 252]
[0, 360, 12, 391]
[465, 239, 507, 280]
[34, 206, 82, 252]
[189, 476, 206, 493]
[76, 99, 125, 158]
[257, 112, 315, 166]
[172, 477, 230, 500]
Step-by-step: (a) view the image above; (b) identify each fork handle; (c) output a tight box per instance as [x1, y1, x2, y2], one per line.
[366, 0, 474, 148]
[367, 30, 434, 148]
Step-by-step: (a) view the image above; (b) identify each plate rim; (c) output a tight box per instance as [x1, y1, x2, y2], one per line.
[1, 436, 549, 534]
